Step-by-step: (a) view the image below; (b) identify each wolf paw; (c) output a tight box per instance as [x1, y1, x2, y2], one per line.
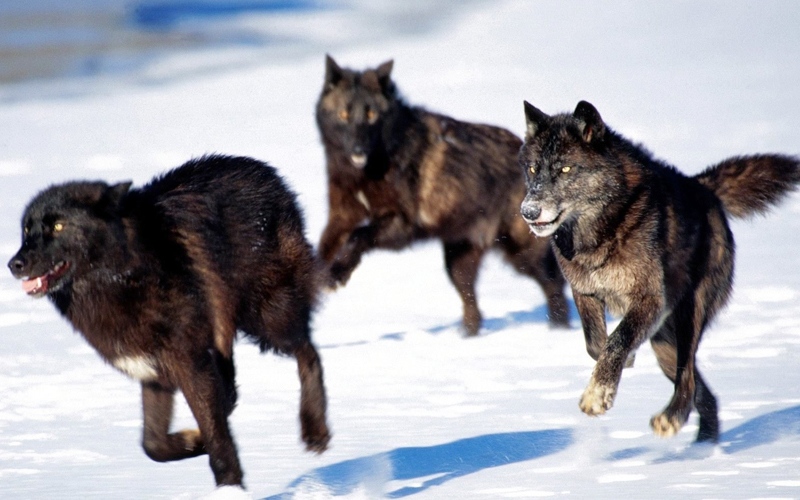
[650, 412, 685, 438]
[579, 380, 616, 416]
[303, 431, 331, 454]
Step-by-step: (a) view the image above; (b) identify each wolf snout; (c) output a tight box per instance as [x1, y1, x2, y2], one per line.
[7, 254, 26, 278]
[520, 201, 542, 224]
[350, 146, 368, 168]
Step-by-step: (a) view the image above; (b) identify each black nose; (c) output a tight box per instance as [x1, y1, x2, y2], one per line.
[8, 256, 25, 276]
[520, 201, 541, 223]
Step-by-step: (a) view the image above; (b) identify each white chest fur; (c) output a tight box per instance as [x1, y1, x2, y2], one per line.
[112, 355, 159, 381]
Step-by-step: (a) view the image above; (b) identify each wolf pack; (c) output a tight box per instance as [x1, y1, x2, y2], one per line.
[6, 55, 800, 491]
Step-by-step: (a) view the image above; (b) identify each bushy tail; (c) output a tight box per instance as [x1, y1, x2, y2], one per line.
[694, 154, 800, 218]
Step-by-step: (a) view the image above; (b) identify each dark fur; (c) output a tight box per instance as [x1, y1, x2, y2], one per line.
[7, 155, 331, 487]
[519, 100, 800, 442]
[316, 56, 568, 335]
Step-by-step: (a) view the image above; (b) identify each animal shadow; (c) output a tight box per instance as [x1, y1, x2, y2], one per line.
[640, 404, 800, 464]
[264, 429, 572, 499]
[428, 300, 579, 336]
[720, 404, 800, 453]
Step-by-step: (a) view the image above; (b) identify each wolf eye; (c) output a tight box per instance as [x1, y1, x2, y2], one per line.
[53, 222, 64, 232]
[529, 166, 536, 175]
[338, 109, 349, 122]
[561, 166, 572, 173]
[366, 109, 377, 122]
[23, 227, 29, 235]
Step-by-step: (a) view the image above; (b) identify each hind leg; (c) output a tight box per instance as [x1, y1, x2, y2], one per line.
[443, 241, 485, 336]
[294, 341, 331, 452]
[173, 350, 243, 486]
[498, 234, 568, 328]
[694, 369, 719, 442]
[141, 381, 206, 462]
[247, 284, 331, 454]
[649, 304, 718, 442]
[649, 322, 693, 438]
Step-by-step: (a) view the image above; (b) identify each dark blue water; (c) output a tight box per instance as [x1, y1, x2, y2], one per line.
[131, 0, 323, 28]
[0, 0, 333, 85]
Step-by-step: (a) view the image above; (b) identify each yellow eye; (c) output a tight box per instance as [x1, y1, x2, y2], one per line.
[366, 109, 377, 122]
[529, 166, 536, 174]
[23, 227, 29, 235]
[561, 166, 571, 173]
[53, 222, 64, 232]
[338, 109, 349, 122]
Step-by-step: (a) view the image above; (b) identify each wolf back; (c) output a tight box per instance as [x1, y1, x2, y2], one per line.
[7, 155, 331, 487]
[316, 55, 568, 335]
[519, 100, 800, 442]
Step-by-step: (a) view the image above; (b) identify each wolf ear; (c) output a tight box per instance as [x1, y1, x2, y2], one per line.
[523, 100, 550, 139]
[372, 59, 394, 95]
[573, 100, 605, 143]
[103, 181, 132, 209]
[376, 59, 393, 82]
[324, 54, 344, 89]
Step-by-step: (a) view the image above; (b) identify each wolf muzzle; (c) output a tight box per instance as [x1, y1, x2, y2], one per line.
[7, 253, 26, 279]
[520, 199, 542, 224]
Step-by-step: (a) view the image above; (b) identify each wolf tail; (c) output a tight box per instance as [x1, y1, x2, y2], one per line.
[694, 154, 800, 219]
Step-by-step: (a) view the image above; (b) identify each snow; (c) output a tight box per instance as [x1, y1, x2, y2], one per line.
[1, 1, 800, 499]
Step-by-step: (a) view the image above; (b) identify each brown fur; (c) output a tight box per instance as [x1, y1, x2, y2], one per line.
[520, 100, 800, 441]
[316, 56, 568, 335]
[7, 155, 331, 487]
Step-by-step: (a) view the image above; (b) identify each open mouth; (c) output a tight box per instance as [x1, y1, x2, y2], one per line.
[21, 261, 70, 296]
[350, 153, 367, 168]
[528, 212, 563, 236]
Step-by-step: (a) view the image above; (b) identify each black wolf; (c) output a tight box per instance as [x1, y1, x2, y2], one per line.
[7, 155, 331, 487]
[316, 55, 568, 335]
[519, 100, 800, 442]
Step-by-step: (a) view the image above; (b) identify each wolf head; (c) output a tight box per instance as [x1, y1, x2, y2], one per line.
[316, 55, 396, 169]
[519, 100, 624, 238]
[7, 181, 131, 297]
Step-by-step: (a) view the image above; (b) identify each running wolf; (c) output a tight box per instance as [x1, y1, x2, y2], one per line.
[519, 100, 800, 441]
[316, 55, 568, 335]
[7, 155, 331, 487]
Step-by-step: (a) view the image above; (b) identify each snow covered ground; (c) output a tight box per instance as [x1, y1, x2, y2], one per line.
[1, 1, 800, 499]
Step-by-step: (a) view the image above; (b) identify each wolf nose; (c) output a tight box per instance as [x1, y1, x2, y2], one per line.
[8, 256, 25, 276]
[520, 202, 541, 223]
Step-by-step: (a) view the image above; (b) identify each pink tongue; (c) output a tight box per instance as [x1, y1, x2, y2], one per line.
[22, 277, 44, 294]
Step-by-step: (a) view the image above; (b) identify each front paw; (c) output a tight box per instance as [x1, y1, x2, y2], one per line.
[650, 412, 685, 438]
[328, 259, 356, 288]
[579, 379, 616, 416]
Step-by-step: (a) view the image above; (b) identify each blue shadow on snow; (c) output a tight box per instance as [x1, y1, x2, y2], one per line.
[720, 404, 800, 454]
[263, 429, 572, 499]
[428, 299, 579, 336]
[619, 405, 800, 464]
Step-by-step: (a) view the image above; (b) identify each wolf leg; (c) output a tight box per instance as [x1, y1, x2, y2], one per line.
[649, 322, 692, 438]
[294, 341, 331, 453]
[649, 302, 700, 439]
[329, 214, 415, 286]
[141, 381, 206, 462]
[319, 183, 370, 264]
[651, 285, 721, 441]
[173, 352, 244, 486]
[573, 292, 607, 361]
[694, 369, 719, 442]
[443, 241, 485, 336]
[580, 296, 663, 416]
